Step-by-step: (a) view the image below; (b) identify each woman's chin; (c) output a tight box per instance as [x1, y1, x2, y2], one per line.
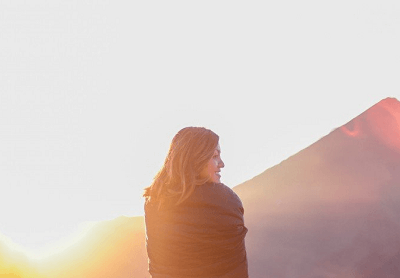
[213, 177, 221, 183]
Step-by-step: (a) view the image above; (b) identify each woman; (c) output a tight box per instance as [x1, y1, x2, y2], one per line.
[143, 127, 248, 278]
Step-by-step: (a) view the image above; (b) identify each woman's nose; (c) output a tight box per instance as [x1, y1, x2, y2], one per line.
[219, 159, 225, 168]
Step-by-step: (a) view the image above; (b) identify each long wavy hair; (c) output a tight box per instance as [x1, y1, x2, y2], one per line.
[143, 127, 219, 207]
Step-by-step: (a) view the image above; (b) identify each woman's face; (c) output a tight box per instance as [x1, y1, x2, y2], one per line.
[199, 144, 225, 183]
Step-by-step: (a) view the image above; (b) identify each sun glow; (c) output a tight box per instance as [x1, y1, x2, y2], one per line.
[1, 217, 148, 277]
[0, 233, 41, 278]
[32, 221, 98, 262]
[0, 233, 28, 257]
[0, 221, 98, 268]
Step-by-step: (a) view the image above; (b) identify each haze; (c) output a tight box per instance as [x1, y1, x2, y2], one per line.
[1, 0, 399, 258]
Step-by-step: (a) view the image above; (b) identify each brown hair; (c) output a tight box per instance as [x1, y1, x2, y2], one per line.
[143, 126, 219, 207]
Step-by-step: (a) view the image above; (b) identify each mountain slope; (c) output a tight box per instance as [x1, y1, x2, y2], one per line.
[233, 97, 400, 277]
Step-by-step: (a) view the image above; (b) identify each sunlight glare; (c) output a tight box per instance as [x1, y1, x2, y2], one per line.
[25, 221, 97, 262]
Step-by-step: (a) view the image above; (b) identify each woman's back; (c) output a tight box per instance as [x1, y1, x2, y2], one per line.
[145, 182, 248, 278]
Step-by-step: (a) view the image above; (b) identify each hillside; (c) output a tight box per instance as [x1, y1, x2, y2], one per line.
[234, 97, 400, 277]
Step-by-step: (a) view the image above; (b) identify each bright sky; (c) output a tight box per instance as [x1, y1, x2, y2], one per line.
[1, 0, 399, 258]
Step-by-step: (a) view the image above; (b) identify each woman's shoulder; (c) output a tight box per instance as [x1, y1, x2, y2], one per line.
[145, 182, 244, 214]
[201, 182, 239, 195]
[197, 181, 232, 192]
[193, 182, 244, 208]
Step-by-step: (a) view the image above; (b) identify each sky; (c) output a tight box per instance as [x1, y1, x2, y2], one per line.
[1, 0, 399, 258]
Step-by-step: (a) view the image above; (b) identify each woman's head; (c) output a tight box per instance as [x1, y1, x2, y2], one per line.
[144, 126, 222, 205]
